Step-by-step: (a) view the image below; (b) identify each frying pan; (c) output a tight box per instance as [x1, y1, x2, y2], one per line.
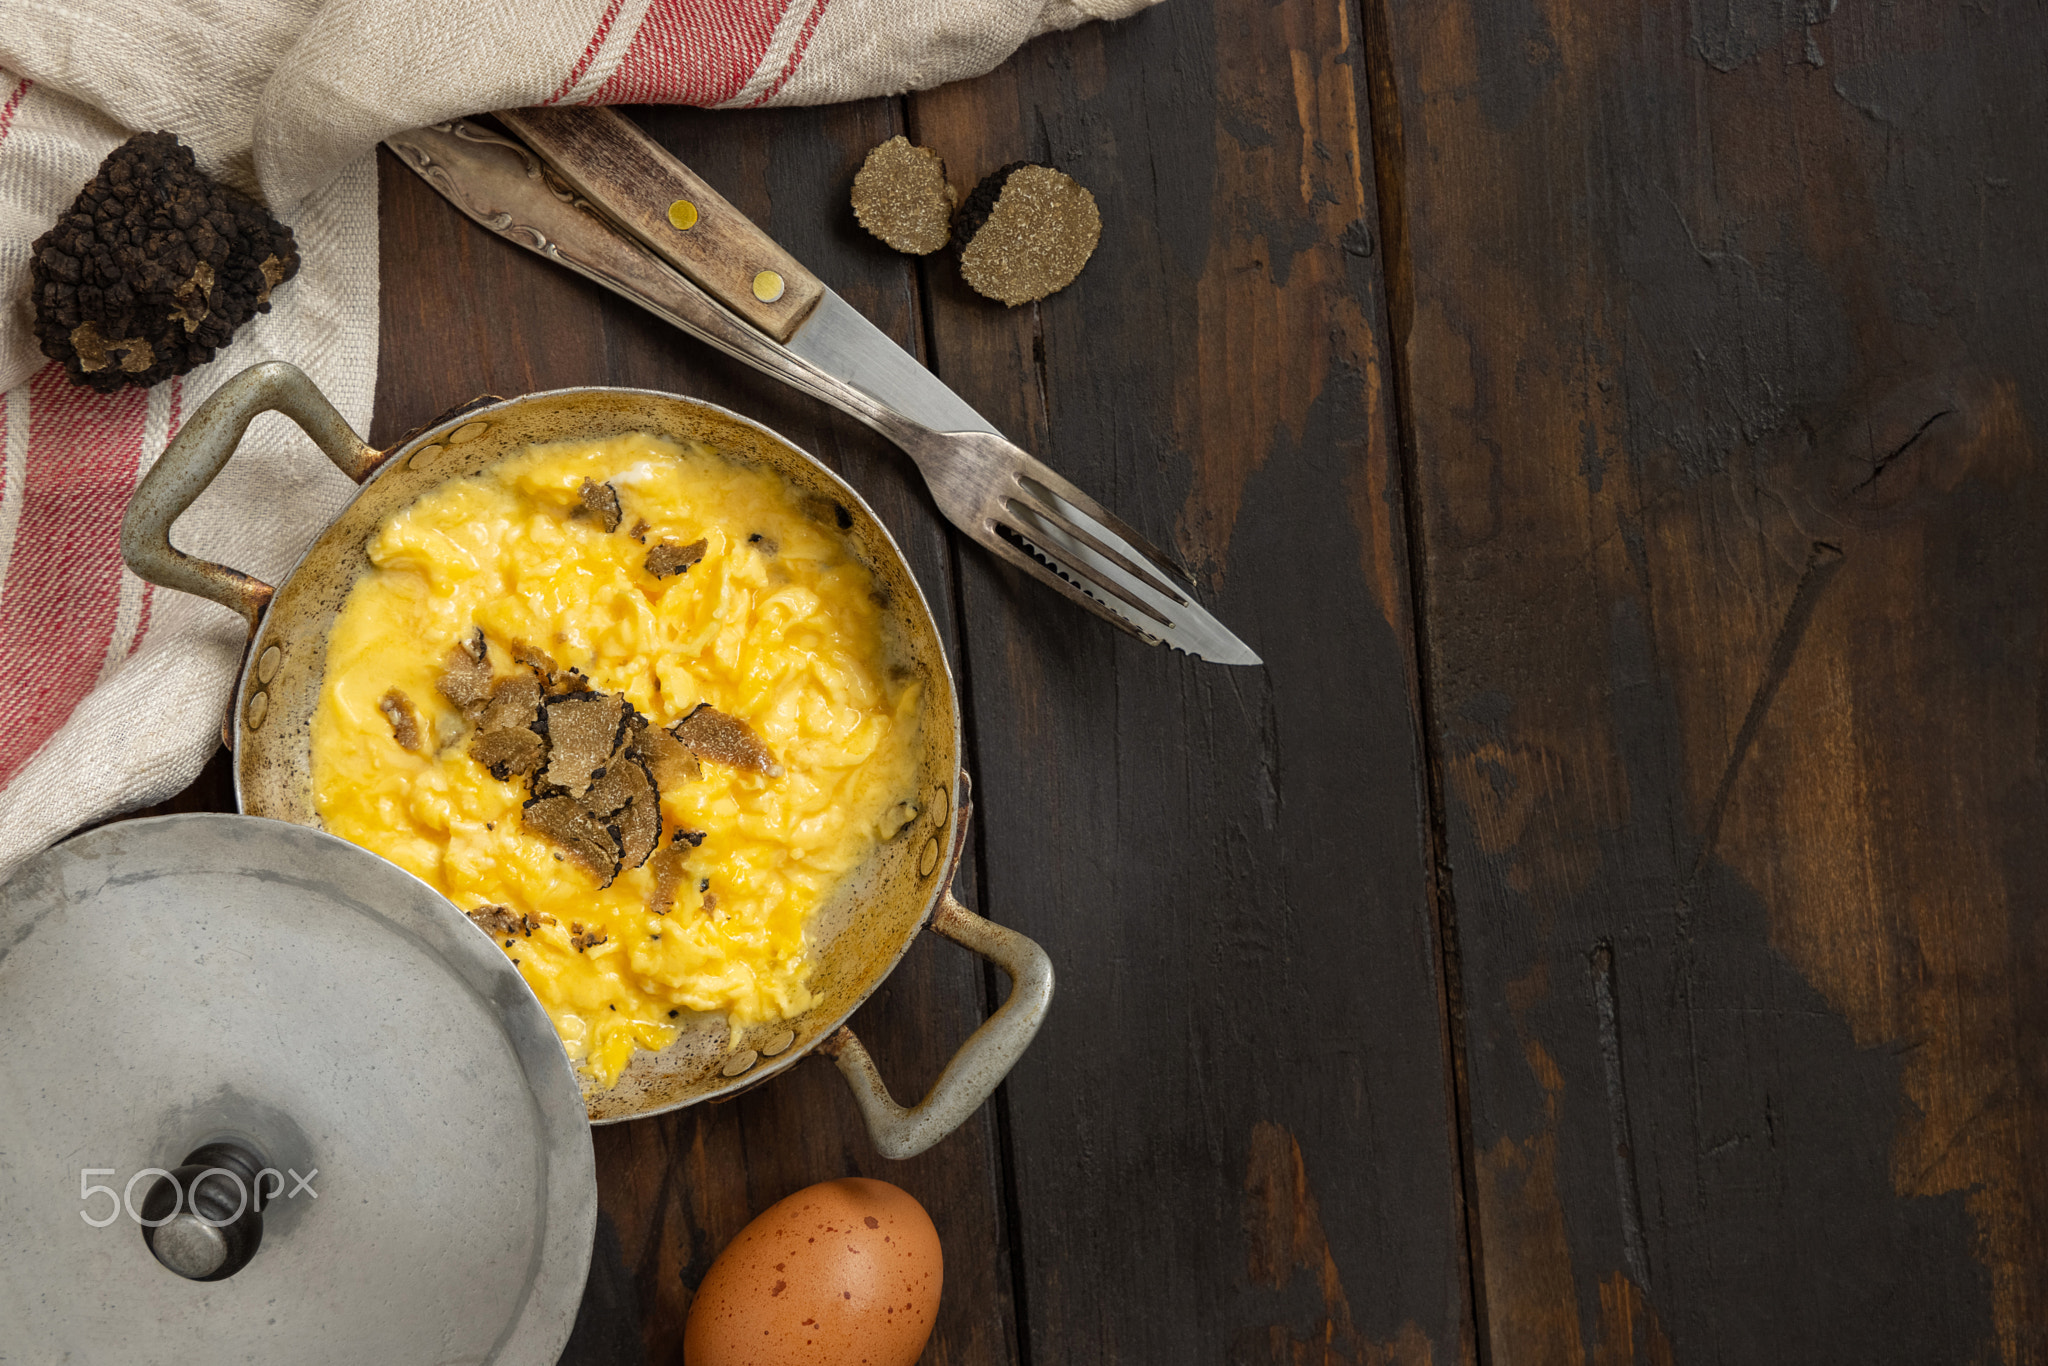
[119, 360, 1052, 1158]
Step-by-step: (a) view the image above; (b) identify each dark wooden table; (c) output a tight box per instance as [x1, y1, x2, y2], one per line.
[133, 0, 2048, 1359]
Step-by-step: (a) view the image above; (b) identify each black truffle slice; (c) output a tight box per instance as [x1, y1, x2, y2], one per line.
[467, 904, 552, 938]
[956, 162, 1102, 307]
[510, 639, 558, 675]
[468, 904, 520, 937]
[467, 671, 545, 779]
[852, 135, 958, 255]
[379, 688, 423, 752]
[523, 796, 622, 886]
[640, 723, 702, 787]
[645, 538, 707, 579]
[30, 131, 301, 393]
[671, 703, 781, 777]
[470, 726, 545, 781]
[579, 478, 622, 532]
[585, 752, 661, 872]
[436, 629, 493, 714]
[477, 670, 542, 732]
[647, 844, 691, 916]
[539, 691, 627, 796]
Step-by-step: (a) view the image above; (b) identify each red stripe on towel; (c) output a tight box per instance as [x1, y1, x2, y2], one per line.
[0, 366, 150, 787]
[748, 0, 831, 106]
[543, 0, 631, 105]
[591, 0, 789, 107]
[0, 75, 32, 145]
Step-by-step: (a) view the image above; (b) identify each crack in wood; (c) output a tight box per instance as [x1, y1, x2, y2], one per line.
[1690, 540, 1846, 879]
[1849, 408, 1954, 497]
[1590, 941, 1651, 1290]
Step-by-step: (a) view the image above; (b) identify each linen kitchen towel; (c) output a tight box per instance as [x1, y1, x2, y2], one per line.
[0, 0, 1157, 874]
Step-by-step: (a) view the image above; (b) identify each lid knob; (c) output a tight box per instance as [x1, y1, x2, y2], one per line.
[139, 1141, 270, 1282]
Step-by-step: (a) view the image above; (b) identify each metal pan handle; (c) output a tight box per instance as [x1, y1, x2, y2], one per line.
[820, 890, 1055, 1160]
[119, 362, 381, 634]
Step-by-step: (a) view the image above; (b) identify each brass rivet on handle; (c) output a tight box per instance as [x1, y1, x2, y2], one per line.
[256, 645, 281, 684]
[667, 199, 699, 231]
[447, 421, 490, 446]
[720, 1049, 759, 1077]
[407, 443, 443, 470]
[918, 836, 940, 878]
[931, 784, 950, 824]
[246, 690, 269, 731]
[760, 1029, 796, 1058]
[752, 270, 786, 303]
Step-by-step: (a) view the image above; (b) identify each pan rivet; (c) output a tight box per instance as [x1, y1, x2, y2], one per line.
[246, 690, 269, 730]
[720, 1049, 760, 1077]
[256, 645, 281, 684]
[667, 199, 699, 231]
[761, 1029, 795, 1057]
[407, 443, 443, 470]
[931, 784, 949, 824]
[447, 422, 490, 446]
[918, 836, 940, 878]
[752, 270, 786, 304]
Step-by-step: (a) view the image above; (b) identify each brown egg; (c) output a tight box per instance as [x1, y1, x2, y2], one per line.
[685, 1177, 943, 1366]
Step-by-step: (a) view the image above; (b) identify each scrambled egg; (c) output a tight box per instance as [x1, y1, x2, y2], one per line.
[310, 433, 920, 1087]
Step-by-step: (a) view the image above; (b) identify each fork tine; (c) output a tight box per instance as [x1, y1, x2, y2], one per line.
[949, 439, 1258, 664]
[1000, 487, 1186, 605]
[977, 523, 1170, 646]
[997, 502, 1179, 629]
[1009, 462, 1195, 588]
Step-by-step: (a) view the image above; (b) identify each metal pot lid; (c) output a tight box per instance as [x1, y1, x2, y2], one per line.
[0, 814, 596, 1365]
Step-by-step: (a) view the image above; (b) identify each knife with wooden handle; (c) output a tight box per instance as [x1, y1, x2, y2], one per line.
[385, 112, 1259, 665]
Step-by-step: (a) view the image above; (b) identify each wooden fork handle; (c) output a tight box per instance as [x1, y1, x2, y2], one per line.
[496, 106, 826, 342]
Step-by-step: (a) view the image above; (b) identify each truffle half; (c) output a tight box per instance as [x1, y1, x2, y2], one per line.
[956, 162, 1101, 307]
[852, 136, 958, 256]
[30, 131, 301, 392]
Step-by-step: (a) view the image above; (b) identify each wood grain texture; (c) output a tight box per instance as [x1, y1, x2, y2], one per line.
[377, 97, 1020, 1366]
[1372, 0, 2048, 1359]
[907, 1, 1472, 1360]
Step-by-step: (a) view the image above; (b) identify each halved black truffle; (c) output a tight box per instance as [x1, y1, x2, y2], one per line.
[956, 162, 1101, 307]
[852, 136, 958, 256]
[30, 131, 301, 392]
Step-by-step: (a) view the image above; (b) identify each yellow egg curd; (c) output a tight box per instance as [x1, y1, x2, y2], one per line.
[310, 432, 920, 1087]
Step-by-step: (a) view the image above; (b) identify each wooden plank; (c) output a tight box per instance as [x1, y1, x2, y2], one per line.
[376, 100, 1019, 1366]
[1372, 0, 2048, 1357]
[906, 0, 1474, 1359]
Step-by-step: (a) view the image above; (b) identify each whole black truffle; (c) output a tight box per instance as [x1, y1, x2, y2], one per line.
[29, 131, 301, 393]
[955, 162, 1101, 307]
